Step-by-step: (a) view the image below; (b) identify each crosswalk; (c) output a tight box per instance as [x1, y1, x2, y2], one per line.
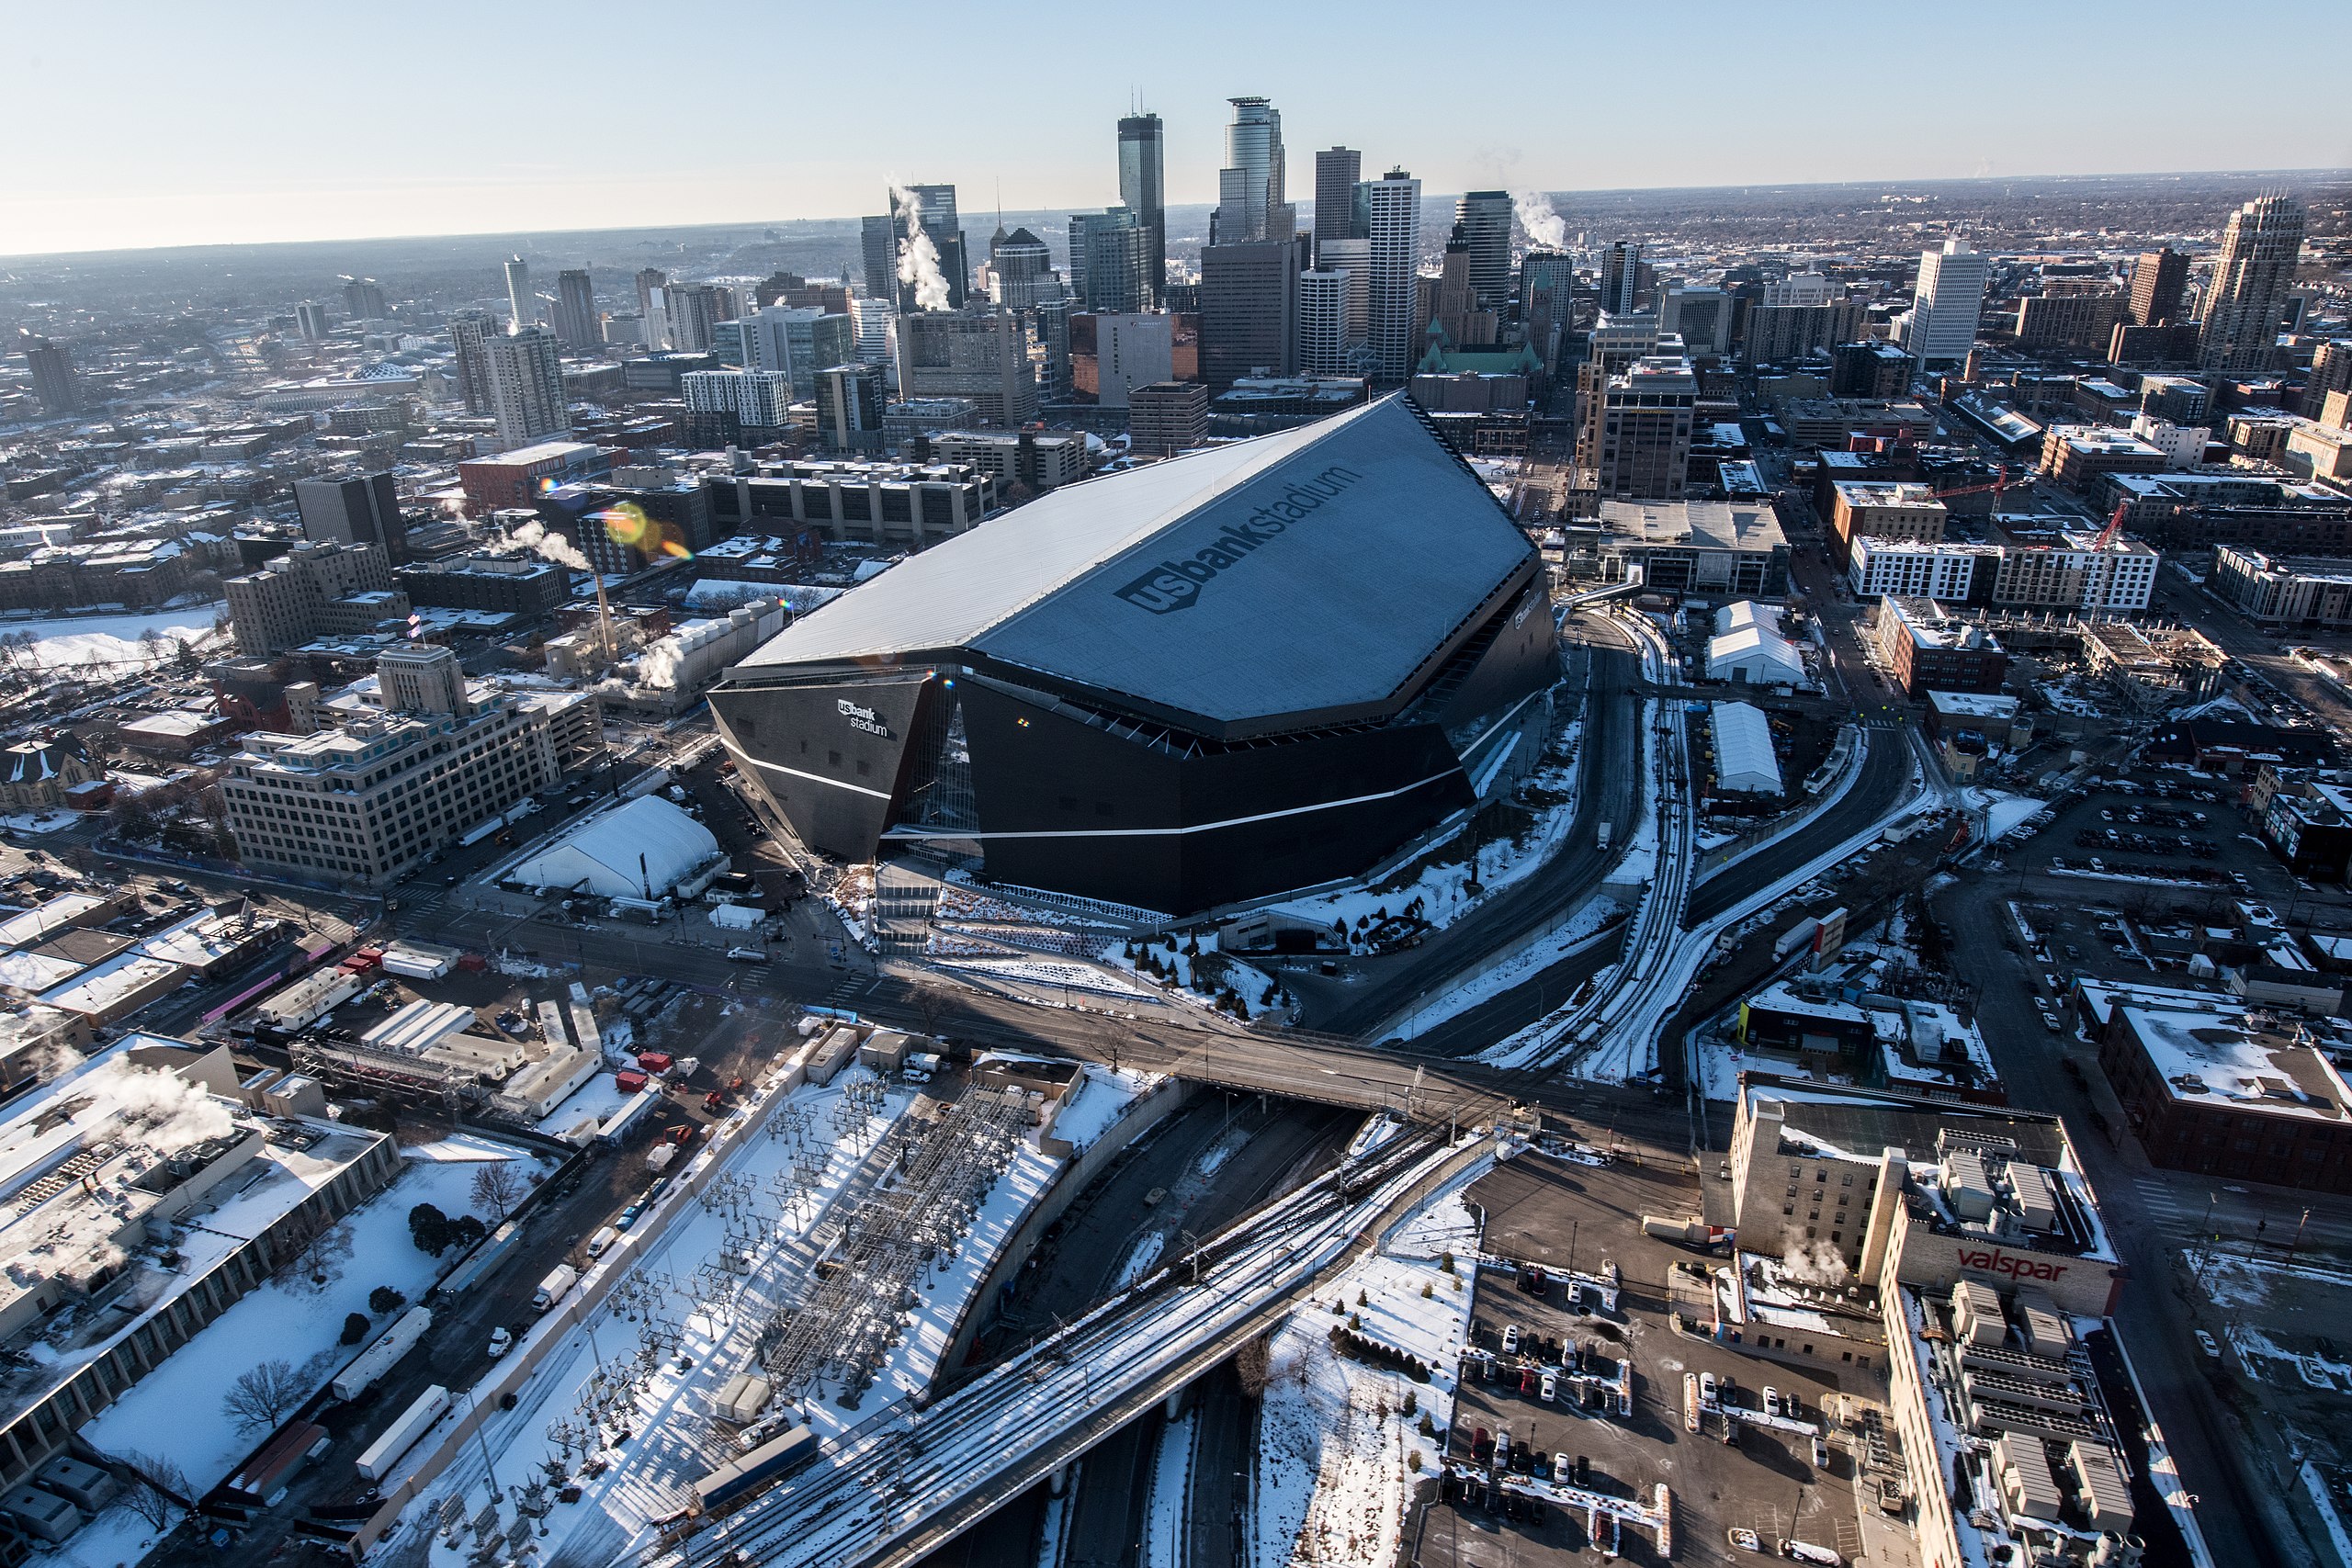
[2130, 1177, 2190, 1226]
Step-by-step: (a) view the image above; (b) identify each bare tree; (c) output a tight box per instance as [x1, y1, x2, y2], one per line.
[222, 1359, 304, 1433]
[112, 1450, 191, 1529]
[469, 1163, 526, 1224]
[1234, 1332, 1275, 1397]
[278, 1214, 354, 1293]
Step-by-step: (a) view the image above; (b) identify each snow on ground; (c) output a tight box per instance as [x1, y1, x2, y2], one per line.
[0, 605, 229, 671]
[1047, 1066, 1159, 1155]
[935, 955, 1149, 997]
[1251, 1167, 1480, 1568]
[2300, 1461, 2352, 1567]
[0, 808, 83, 837]
[1143, 1407, 1195, 1568]
[78, 1141, 549, 1497]
[1262, 720, 1583, 943]
[29, 1501, 170, 1568]
[1116, 1231, 1170, 1289]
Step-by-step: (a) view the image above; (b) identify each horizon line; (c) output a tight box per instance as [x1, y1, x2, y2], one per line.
[5, 164, 2346, 267]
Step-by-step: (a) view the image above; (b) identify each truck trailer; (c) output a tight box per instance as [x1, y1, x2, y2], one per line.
[689, 1425, 819, 1515]
[354, 1385, 450, 1482]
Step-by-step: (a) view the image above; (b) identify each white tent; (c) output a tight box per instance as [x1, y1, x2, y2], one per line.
[1713, 599, 1771, 637]
[1706, 624, 1806, 686]
[1709, 702, 1784, 795]
[505, 795, 721, 899]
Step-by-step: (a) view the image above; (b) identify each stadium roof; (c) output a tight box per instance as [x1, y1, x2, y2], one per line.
[504, 795, 720, 899]
[734, 396, 1536, 730]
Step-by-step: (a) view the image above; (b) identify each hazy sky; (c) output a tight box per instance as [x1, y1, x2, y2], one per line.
[7, 0, 2346, 257]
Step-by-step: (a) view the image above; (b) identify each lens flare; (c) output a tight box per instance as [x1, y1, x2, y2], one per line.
[598, 502, 652, 549]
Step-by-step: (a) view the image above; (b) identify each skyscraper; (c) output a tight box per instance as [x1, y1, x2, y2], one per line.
[1363, 168, 1421, 383]
[1600, 242, 1643, 315]
[484, 327, 569, 447]
[635, 268, 668, 317]
[1454, 192, 1512, 313]
[891, 186, 969, 313]
[817, 363, 887, 451]
[1117, 112, 1166, 300]
[340, 276, 387, 320]
[2200, 195, 2305, 375]
[1200, 239, 1303, 389]
[553, 269, 598, 351]
[295, 303, 331, 343]
[447, 310, 496, 414]
[19, 336, 80, 415]
[1076, 209, 1154, 314]
[858, 217, 897, 301]
[989, 228, 1056, 310]
[1313, 146, 1363, 263]
[1211, 96, 1292, 245]
[2127, 247, 2188, 326]
[894, 308, 1036, 427]
[664, 285, 724, 354]
[296, 473, 410, 564]
[1299, 268, 1365, 377]
[503, 256, 533, 332]
[1905, 237, 1988, 367]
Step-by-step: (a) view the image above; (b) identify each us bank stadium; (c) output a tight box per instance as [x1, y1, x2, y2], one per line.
[707, 395, 1559, 915]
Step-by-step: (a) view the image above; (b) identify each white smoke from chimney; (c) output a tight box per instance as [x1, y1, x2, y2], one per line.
[95, 1059, 237, 1155]
[503, 520, 593, 573]
[1513, 189, 1568, 253]
[1779, 1238, 1851, 1288]
[889, 184, 952, 312]
[635, 637, 684, 692]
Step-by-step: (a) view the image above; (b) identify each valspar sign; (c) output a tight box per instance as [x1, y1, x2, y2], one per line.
[1112, 466, 1364, 615]
[1897, 1224, 2120, 1315]
[1954, 1247, 2068, 1284]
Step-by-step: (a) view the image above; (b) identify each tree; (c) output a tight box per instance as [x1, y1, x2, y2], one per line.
[408, 1202, 453, 1256]
[341, 1313, 370, 1345]
[280, 1215, 353, 1292]
[112, 1450, 190, 1529]
[469, 1163, 525, 1224]
[222, 1359, 303, 1433]
[1234, 1333, 1274, 1397]
[368, 1286, 406, 1315]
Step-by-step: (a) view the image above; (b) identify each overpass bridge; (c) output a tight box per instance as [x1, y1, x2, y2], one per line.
[650, 1130, 1479, 1568]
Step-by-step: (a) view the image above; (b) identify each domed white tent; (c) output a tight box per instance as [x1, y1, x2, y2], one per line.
[505, 795, 722, 899]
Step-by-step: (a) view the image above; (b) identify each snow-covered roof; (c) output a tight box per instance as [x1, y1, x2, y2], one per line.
[503, 795, 721, 899]
[1709, 701, 1783, 795]
[1706, 624, 1805, 685]
[2118, 1000, 2352, 1122]
[1713, 599, 1770, 637]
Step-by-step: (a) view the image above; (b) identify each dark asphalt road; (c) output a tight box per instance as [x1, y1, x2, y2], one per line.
[1685, 721, 1915, 930]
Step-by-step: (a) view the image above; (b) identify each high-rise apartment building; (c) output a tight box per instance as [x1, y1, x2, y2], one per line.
[295, 473, 409, 565]
[1576, 314, 1662, 474]
[1590, 355, 1697, 500]
[1454, 192, 1512, 313]
[1905, 238, 1988, 366]
[553, 269, 597, 350]
[2200, 196, 2305, 375]
[2127, 247, 2188, 326]
[18, 336, 80, 415]
[891, 185, 969, 312]
[1299, 269, 1366, 376]
[681, 368, 794, 433]
[1759, 273, 1831, 309]
[485, 327, 570, 447]
[1600, 243, 1644, 314]
[1117, 112, 1167, 300]
[224, 541, 401, 656]
[447, 310, 496, 413]
[1363, 168, 1420, 384]
[341, 276, 387, 320]
[634, 268, 667, 317]
[504, 256, 533, 331]
[1313, 146, 1363, 262]
[851, 294, 895, 367]
[1200, 239, 1303, 390]
[1211, 96, 1291, 245]
[2307, 341, 2352, 419]
[816, 363, 887, 451]
[296, 302, 332, 343]
[741, 306, 855, 398]
[895, 308, 1037, 427]
[663, 284, 724, 354]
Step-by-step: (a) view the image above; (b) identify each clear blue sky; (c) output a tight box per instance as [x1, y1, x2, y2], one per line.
[7, 0, 2346, 255]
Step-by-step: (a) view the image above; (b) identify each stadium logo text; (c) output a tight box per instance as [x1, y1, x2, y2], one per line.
[837, 699, 891, 738]
[1112, 466, 1363, 615]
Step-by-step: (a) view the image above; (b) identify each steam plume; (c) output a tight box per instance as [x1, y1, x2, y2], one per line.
[1514, 190, 1567, 252]
[503, 520, 593, 572]
[889, 184, 952, 312]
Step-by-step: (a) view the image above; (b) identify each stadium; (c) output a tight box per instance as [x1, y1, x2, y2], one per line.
[707, 395, 1558, 915]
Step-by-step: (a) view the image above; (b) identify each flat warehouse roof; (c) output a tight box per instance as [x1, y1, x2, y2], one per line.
[734, 396, 1536, 728]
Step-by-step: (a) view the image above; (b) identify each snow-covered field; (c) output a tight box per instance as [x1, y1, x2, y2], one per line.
[72, 1137, 550, 1516]
[0, 604, 228, 671]
[1250, 1159, 1482, 1567]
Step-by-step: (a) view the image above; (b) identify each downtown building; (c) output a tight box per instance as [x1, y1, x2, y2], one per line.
[708, 397, 1557, 914]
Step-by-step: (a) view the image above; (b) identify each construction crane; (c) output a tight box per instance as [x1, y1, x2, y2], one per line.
[2088, 497, 2129, 552]
[1927, 464, 2038, 506]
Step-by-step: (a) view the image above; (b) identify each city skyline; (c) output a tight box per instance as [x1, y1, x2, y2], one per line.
[6, 0, 2348, 258]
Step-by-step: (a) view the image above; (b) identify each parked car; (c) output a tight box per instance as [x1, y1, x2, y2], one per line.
[2195, 1329, 2222, 1359]
[487, 1326, 513, 1359]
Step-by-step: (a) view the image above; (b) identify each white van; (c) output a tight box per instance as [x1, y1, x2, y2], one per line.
[586, 1225, 619, 1259]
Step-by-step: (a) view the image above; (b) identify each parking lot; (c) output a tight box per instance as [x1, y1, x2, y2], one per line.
[1999, 773, 2312, 903]
[1415, 1154, 1894, 1568]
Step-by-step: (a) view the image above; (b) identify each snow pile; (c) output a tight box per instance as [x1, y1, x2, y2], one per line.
[1250, 1163, 1480, 1567]
[0, 606, 227, 672]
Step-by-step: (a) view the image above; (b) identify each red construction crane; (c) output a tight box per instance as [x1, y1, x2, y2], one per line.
[2089, 497, 2129, 552]
[1927, 465, 2033, 504]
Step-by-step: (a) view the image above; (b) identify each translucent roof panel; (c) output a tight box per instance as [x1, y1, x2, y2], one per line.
[736, 396, 1537, 727]
[504, 795, 720, 898]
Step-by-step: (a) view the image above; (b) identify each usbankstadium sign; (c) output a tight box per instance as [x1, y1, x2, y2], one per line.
[1111, 465, 1364, 615]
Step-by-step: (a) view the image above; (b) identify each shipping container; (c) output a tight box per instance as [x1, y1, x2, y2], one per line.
[690, 1426, 818, 1514]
